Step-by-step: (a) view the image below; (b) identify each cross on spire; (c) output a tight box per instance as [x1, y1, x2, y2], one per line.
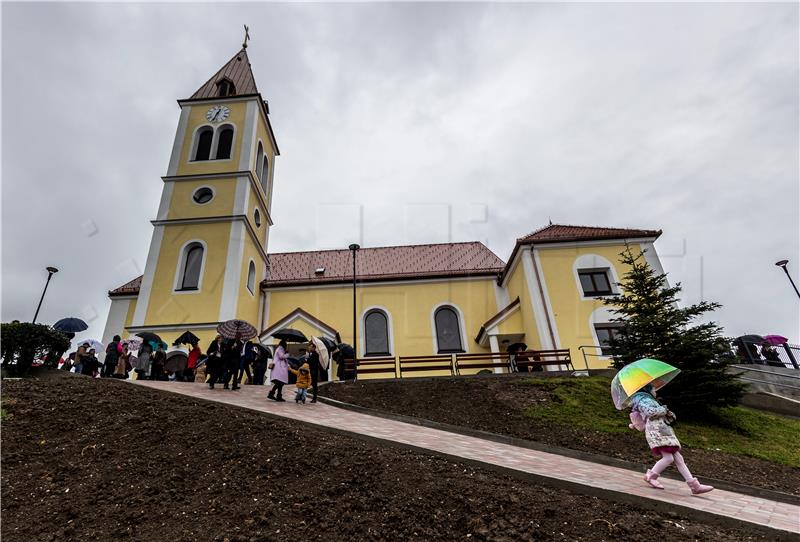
[242, 24, 250, 49]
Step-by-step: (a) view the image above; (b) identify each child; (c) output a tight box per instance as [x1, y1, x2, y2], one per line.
[289, 361, 311, 404]
[629, 384, 713, 495]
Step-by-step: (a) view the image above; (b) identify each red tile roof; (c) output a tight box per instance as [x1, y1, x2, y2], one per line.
[518, 224, 661, 244]
[109, 275, 142, 296]
[188, 49, 259, 100]
[265, 242, 505, 287]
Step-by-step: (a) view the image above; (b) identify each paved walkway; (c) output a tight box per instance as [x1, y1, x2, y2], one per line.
[133, 380, 799, 534]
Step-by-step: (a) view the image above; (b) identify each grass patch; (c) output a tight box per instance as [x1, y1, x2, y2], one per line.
[522, 376, 800, 467]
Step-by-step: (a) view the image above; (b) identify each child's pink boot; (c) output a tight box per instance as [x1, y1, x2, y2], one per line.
[687, 478, 714, 495]
[644, 469, 664, 489]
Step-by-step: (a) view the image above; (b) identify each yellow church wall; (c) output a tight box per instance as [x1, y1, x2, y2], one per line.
[143, 222, 232, 325]
[537, 244, 630, 369]
[167, 179, 236, 220]
[235, 238, 265, 327]
[266, 278, 497, 359]
[123, 298, 138, 331]
[175, 101, 248, 176]
[503, 262, 543, 350]
[246, 190, 268, 248]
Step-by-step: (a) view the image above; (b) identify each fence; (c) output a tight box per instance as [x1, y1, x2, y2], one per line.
[731, 338, 799, 370]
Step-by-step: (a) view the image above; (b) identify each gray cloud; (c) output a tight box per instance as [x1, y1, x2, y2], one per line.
[2, 3, 798, 347]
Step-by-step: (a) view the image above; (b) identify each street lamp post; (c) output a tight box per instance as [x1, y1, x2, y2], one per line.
[32, 266, 59, 324]
[775, 260, 800, 299]
[348, 244, 360, 366]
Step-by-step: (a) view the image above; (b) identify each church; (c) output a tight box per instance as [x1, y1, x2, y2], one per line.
[101, 46, 666, 378]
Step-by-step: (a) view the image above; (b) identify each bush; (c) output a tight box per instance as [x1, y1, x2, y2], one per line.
[1, 322, 71, 376]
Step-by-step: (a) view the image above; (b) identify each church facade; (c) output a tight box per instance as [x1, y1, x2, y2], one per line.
[102, 48, 666, 376]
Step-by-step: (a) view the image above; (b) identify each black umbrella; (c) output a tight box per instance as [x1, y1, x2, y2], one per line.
[53, 317, 88, 333]
[271, 328, 308, 343]
[319, 336, 337, 353]
[251, 343, 272, 359]
[335, 343, 355, 361]
[165, 350, 188, 372]
[173, 331, 201, 346]
[136, 331, 163, 344]
[736, 335, 765, 345]
[506, 342, 528, 353]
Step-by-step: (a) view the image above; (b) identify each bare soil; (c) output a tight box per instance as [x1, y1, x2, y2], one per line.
[322, 376, 800, 495]
[0, 372, 785, 541]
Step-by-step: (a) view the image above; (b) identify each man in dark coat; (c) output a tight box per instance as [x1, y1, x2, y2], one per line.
[223, 339, 242, 390]
[306, 341, 320, 403]
[206, 335, 224, 389]
[103, 335, 121, 378]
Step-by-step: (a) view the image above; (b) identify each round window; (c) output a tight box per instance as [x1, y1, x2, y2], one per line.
[254, 208, 262, 227]
[192, 187, 214, 204]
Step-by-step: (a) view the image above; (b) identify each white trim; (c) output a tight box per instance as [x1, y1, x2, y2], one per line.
[167, 106, 191, 176]
[132, 225, 165, 326]
[572, 253, 621, 300]
[493, 281, 510, 312]
[261, 312, 337, 341]
[191, 185, 216, 206]
[532, 249, 561, 348]
[233, 176, 249, 215]
[218, 221, 246, 320]
[238, 101, 258, 171]
[520, 247, 554, 350]
[155, 181, 174, 221]
[246, 259, 256, 296]
[499, 250, 522, 288]
[187, 122, 236, 164]
[532, 237, 658, 250]
[101, 298, 131, 357]
[172, 239, 208, 294]
[126, 322, 221, 333]
[640, 242, 668, 286]
[430, 302, 469, 354]
[360, 305, 395, 357]
[264, 275, 497, 291]
[488, 335, 502, 374]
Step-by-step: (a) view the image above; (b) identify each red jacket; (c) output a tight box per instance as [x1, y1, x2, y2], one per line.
[187, 346, 201, 369]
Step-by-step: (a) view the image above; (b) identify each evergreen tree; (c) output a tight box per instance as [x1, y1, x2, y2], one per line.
[603, 246, 744, 417]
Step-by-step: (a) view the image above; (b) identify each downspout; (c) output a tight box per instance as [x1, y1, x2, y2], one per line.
[531, 249, 557, 349]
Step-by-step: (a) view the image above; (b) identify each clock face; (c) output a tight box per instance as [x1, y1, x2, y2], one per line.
[206, 105, 230, 123]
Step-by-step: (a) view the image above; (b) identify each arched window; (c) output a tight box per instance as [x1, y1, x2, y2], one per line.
[217, 78, 235, 97]
[364, 309, 390, 356]
[194, 128, 213, 161]
[255, 142, 265, 181]
[215, 126, 234, 159]
[434, 306, 464, 353]
[247, 260, 256, 295]
[179, 243, 204, 290]
[260, 154, 270, 194]
[254, 208, 261, 228]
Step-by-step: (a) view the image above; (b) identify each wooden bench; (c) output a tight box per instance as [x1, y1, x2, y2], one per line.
[398, 354, 454, 377]
[339, 357, 398, 380]
[514, 349, 573, 372]
[454, 352, 510, 375]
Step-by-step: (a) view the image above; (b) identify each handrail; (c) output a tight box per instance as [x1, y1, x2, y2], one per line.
[576, 345, 616, 372]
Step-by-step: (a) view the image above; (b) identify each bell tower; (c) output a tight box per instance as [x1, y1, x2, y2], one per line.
[129, 47, 279, 344]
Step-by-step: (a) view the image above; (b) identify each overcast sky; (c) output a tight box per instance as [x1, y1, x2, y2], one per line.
[2, 2, 798, 347]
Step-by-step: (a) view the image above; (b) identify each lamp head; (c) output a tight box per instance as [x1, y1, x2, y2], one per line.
[349, 243, 360, 251]
[46, 266, 59, 274]
[775, 260, 789, 268]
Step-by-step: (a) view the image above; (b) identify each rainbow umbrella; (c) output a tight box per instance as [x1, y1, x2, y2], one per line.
[610, 358, 680, 410]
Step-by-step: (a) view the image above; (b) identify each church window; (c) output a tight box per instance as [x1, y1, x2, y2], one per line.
[179, 243, 204, 291]
[254, 208, 261, 228]
[215, 126, 234, 159]
[434, 306, 464, 353]
[364, 309, 390, 356]
[217, 78, 236, 97]
[247, 260, 256, 295]
[256, 142, 265, 182]
[260, 154, 270, 194]
[192, 187, 214, 205]
[194, 127, 214, 161]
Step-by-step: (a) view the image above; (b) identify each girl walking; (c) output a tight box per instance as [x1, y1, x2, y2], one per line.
[268, 339, 289, 402]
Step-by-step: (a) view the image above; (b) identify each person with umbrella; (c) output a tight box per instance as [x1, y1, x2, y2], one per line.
[267, 340, 289, 402]
[613, 358, 714, 495]
[223, 338, 243, 390]
[206, 335, 225, 389]
[306, 339, 325, 404]
[184, 340, 201, 382]
[251, 344, 270, 385]
[136, 341, 153, 380]
[103, 335, 122, 378]
[150, 343, 167, 381]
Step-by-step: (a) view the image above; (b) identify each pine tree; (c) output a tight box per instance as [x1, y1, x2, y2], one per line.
[603, 245, 745, 418]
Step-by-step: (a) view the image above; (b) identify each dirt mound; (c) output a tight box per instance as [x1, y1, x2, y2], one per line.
[0, 372, 780, 541]
[322, 376, 800, 495]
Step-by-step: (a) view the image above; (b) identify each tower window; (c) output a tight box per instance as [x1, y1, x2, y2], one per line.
[247, 261, 256, 295]
[260, 155, 270, 194]
[194, 127, 213, 161]
[178, 243, 204, 291]
[254, 208, 261, 228]
[192, 187, 214, 205]
[217, 79, 236, 97]
[215, 126, 234, 159]
[434, 306, 464, 353]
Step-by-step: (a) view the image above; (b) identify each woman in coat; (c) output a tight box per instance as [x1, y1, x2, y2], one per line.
[184, 342, 201, 382]
[114, 343, 130, 379]
[136, 343, 152, 380]
[267, 340, 289, 402]
[206, 335, 224, 389]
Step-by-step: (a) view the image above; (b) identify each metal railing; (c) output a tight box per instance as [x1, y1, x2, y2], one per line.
[731, 338, 799, 370]
[577, 345, 615, 371]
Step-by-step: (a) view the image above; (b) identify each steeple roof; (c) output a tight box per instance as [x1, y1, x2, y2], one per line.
[188, 48, 259, 100]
